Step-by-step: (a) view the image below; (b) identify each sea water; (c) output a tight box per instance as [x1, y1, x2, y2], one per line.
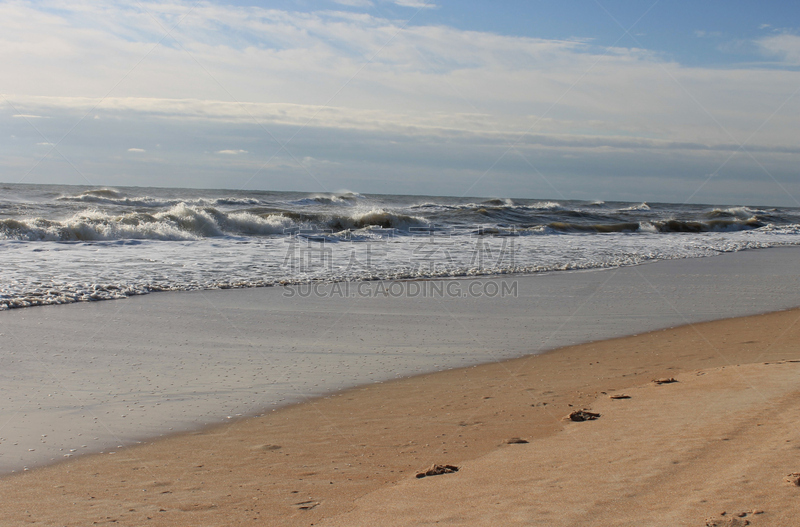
[2, 183, 799, 310]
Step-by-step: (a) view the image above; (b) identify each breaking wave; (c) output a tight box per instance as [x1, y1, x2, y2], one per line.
[57, 189, 261, 208]
[0, 204, 428, 241]
[545, 218, 766, 234]
[621, 202, 651, 211]
[324, 208, 427, 230]
[3, 184, 800, 312]
[526, 201, 563, 211]
[481, 198, 515, 206]
[0, 205, 293, 241]
[290, 191, 364, 206]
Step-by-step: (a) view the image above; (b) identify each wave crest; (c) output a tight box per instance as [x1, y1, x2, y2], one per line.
[0, 204, 295, 241]
[621, 202, 650, 211]
[526, 201, 563, 211]
[57, 190, 260, 208]
[0, 204, 428, 241]
[325, 208, 428, 230]
[292, 191, 364, 206]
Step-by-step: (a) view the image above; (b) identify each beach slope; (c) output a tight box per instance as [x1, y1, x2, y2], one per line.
[2, 307, 800, 526]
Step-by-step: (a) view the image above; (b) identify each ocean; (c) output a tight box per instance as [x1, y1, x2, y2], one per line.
[2, 183, 799, 310]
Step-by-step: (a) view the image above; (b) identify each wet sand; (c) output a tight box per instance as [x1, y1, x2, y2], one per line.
[2, 307, 800, 526]
[2, 246, 800, 474]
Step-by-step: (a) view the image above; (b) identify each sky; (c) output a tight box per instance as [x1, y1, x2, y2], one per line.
[2, 0, 800, 205]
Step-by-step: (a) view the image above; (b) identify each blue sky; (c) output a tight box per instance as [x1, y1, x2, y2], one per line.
[233, 0, 800, 68]
[2, 0, 800, 205]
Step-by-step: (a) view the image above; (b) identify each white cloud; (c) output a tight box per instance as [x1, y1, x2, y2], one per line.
[332, 0, 374, 7]
[302, 156, 340, 166]
[12, 114, 44, 118]
[392, 0, 437, 8]
[1, 1, 799, 204]
[127, 147, 146, 152]
[756, 33, 800, 64]
[36, 142, 53, 145]
[694, 30, 721, 38]
[1, 2, 796, 152]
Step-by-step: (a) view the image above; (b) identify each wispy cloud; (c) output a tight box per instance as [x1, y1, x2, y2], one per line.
[2, 3, 796, 150]
[756, 33, 800, 64]
[127, 148, 146, 152]
[392, 0, 437, 8]
[332, 0, 374, 7]
[217, 149, 248, 155]
[694, 30, 722, 38]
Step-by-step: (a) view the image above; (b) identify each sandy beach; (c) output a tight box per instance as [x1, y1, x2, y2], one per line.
[4, 3, 800, 524]
[2, 302, 800, 526]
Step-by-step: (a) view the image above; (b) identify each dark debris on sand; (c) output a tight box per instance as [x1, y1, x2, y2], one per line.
[416, 464, 459, 479]
[653, 378, 678, 385]
[785, 472, 800, 486]
[567, 409, 600, 422]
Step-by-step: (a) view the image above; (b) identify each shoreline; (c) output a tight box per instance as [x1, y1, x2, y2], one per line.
[3, 242, 800, 312]
[3, 306, 800, 525]
[8, 301, 800, 477]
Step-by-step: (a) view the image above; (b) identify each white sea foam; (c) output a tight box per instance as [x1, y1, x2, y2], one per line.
[621, 202, 650, 211]
[56, 189, 261, 208]
[527, 201, 563, 210]
[290, 191, 363, 206]
[3, 222, 800, 311]
[0, 205, 298, 241]
[639, 221, 659, 233]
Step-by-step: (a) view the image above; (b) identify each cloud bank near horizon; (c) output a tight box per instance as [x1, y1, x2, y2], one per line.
[2, 1, 799, 205]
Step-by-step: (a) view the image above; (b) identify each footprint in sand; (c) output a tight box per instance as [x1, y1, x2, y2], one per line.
[705, 519, 749, 527]
[705, 510, 763, 527]
[251, 444, 282, 451]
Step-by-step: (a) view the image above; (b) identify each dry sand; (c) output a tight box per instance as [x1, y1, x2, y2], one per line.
[3, 307, 800, 526]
